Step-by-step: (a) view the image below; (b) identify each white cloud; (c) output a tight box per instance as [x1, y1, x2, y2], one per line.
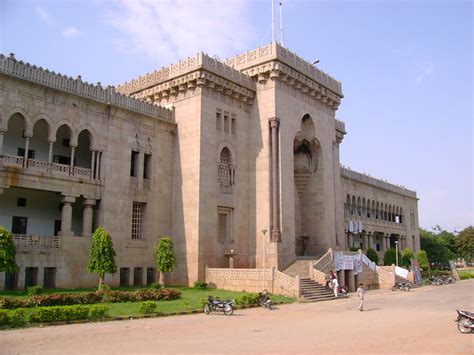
[103, 0, 255, 65]
[62, 27, 83, 37]
[35, 5, 51, 25]
[415, 61, 435, 84]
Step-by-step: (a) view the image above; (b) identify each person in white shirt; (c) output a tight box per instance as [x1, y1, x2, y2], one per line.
[357, 283, 365, 311]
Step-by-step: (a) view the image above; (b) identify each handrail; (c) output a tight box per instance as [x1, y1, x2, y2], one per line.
[313, 248, 333, 271]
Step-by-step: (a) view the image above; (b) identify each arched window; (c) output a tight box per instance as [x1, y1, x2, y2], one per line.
[218, 147, 234, 192]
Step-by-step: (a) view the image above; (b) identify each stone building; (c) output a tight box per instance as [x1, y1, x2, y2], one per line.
[0, 42, 419, 290]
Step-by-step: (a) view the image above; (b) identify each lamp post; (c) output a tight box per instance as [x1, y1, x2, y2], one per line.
[262, 229, 267, 290]
[395, 240, 399, 267]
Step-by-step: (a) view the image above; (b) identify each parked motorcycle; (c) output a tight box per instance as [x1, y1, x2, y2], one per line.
[204, 296, 235, 316]
[259, 289, 273, 310]
[337, 285, 348, 296]
[392, 282, 410, 291]
[427, 276, 443, 286]
[455, 310, 474, 333]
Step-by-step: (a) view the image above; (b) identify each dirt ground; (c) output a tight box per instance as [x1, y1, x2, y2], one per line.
[1, 280, 473, 354]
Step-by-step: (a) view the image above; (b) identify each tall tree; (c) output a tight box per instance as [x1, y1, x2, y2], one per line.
[0, 226, 17, 272]
[420, 228, 456, 263]
[383, 248, 401, 266]
[401, 248, 415, 268]
[155, 237, 176, 286]
[455, 226, 474, 262]
[416, 250, 430, 276]
[87, 227, 117, 287]
[366, 248, 379, 265]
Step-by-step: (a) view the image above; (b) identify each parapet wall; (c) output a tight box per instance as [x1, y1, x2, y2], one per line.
[0, 53, 173, 122]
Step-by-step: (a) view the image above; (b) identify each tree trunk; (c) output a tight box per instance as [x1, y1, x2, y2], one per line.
[99, 275, 103, 287]
[160, 271, 165, 287]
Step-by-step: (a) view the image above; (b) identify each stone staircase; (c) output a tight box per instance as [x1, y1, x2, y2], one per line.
[283, 257, 337, 302]
[299, 278, 337, 302]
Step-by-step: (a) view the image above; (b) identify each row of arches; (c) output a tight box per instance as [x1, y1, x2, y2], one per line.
[1, 112, 101, 179]
[345, 194, 403, 223]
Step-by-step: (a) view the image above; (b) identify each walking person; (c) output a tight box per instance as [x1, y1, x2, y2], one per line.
[357, 283, 365, 311]
[330, 270, 339, 297]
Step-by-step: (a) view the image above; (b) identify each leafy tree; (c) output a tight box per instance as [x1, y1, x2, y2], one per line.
[455, 226, 474, 261]
[383, 248, 401, 266]
[87, 227, 117, 287]
[0, 226, 17, 272]
[420, 228, 456, 263]
[366, 248, 379, 265]
[401, 248, 415, 268]
[155, 237, 176, 286]
[416, 250, 430, 275]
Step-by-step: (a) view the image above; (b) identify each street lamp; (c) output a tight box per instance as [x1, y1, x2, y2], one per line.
[261, 229, 267, 290]
[395, 240, 399, 267]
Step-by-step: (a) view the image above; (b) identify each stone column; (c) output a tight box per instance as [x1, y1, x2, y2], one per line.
[386, 234, 390, 249]
[96, 151, 101, 180]
[269, 117, 281, 242]
[47, 140, 54, 165]
[368, 232, 373, 250]
[137, 152, 144, 188]
[348, 233, 354, 249]
[59, 195, 76, 236]
[348, 270, 355, 292]
[90, 150, 96, 180]
[363, 232, 368, 251]
[0, 128, 6, 154]
[81, 199, 96, 237]
[69, 145, 76, 175]
[23, 135, 31, 167]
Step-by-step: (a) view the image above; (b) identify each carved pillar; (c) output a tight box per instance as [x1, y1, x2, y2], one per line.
[269, 117, 281, 242]
[363, 232, 369, 251]
[95, 151, 101, 180]
[137, 151, 144, 188]
[60, 195, 76, 236]
[69, 145, 76, 175]
[82, 199, 96, 237]
[348, 233, 354, 249]
[90, 150, 96, 179]
[23, 135, 31, 167]
[0, 128, 6, 154]
[47, 139, 54, 165]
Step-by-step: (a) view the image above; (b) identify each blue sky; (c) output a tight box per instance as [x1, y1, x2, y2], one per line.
[1, 0, 472, 232]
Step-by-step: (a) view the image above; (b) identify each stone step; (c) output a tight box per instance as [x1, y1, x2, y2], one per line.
[298, 277, 338, 302]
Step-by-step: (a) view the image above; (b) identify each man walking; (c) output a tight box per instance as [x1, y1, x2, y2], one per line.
[357, 283, 365, 311]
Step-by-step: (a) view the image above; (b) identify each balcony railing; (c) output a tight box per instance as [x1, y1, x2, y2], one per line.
[13, 234, 60, 249]
[1, 154, 96, 181]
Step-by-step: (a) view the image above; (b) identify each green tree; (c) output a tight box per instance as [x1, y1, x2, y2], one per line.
[416, 250, 430, 275]
[155, 237, 176, 286]
[420, 228, 456, 263]
[87, 227, 117, 287]
[401, 248, 415, 268]
[383, 248, 400, 266]
[0, 226, 17, 272]
[366, 248, 379, 265]
[455, 226, 474, 262]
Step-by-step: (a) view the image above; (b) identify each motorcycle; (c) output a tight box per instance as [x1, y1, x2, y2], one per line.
[337, 285, 348, 296]
[259, 289, 273, 310]
[204, 296, 235, 316]
[392, 282, 410, 292]
[455, 310, 474, 333]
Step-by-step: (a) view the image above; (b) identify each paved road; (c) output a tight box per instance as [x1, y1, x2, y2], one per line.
[1, 280, 473, 354]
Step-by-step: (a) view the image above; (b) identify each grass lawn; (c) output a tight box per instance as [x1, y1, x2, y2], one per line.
[1, 286, 295, 326]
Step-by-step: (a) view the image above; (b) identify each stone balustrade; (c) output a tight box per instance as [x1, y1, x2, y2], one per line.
[0, 53, 173, 122]
[13, 234, 60, 249]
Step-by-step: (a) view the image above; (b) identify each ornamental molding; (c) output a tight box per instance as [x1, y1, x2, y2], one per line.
[129, 69, 255, 107]
[116, 52, 255, 96]
[243, 60, 342, 110]
[225, 42, 343, 98]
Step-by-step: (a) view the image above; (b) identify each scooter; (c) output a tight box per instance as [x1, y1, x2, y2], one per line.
[204, 296, 235, 316]
[455, 310, 474, 333]
[259, 289, 273, 310]
[392, 282, 410, 291]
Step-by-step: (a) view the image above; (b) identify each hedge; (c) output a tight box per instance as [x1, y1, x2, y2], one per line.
[0, 288, 181, 310]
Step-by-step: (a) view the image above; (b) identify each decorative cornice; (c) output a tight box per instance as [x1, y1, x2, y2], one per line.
[0, 53, 173, 122]
[116, 52, 255, 96]
[225, 42, 343, 98]
[340, 166, 417, 199]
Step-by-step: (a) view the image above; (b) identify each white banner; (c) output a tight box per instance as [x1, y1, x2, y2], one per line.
[342, 255, 354, 270]
[395, 266, 409, 279]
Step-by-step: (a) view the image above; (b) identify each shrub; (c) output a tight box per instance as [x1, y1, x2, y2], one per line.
[236, 293, 259, 306]
[88, 305, 108, 320]
[30, 305, 89, 323]
[97, 283, 111, 292]
[27, 285, 43, 296]
[138, 301, 157, 314]
[148, 282, 162, 290]
[193, 281, 207, 290]
[401, 248, 415, 268]
[383, 248, 400, 266]
[9, 309, 26, 326]
[0, 296, 25, 309]
[349, 247, 359, 252]
[366, 248, 379, 265]
[0, 310, 9, 325]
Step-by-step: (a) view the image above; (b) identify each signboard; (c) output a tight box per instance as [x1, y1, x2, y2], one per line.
[449, 260, 460, 281]
[410, 258, 423, 285]
[342, 255, 354, 270]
